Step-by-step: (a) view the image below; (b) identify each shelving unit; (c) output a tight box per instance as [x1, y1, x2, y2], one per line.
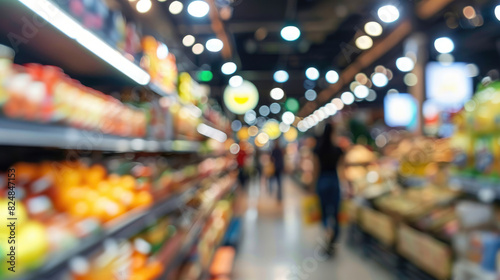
[0, 119, 202, 153]
[17, 181, 198, 280]
[449, 176, 500, 203]
[159, 182, 238, 280]
[0, 0, 235, 279]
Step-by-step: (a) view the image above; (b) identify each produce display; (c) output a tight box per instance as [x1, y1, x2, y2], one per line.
[0, 155, 235, 278]
[0, 61, 148, 138]
[141, 36, 178, 94]
[66, 171, 237, 280]
[451, 81, 500, 180]
[0, 1, 239, 280]
[374, 186, 459, 219]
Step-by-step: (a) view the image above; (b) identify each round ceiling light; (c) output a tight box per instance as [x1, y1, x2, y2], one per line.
[396, 57, 415, 72]
[364, 21, 383, 37]
[434, 37, 454, 54]
[206, 38, 224, 52]
[341, 91, 355, 105]
[273, 70, 289, 83]
[221, 62, 237, 75]
[280, 26, 301, 41]
[187, 0, 210, 18]
[270, 88, 285, 100]
[305, 67, 320, 80]
[229, 75, 243, 87]
[169, 1, 183, 14]
[182, 35, 195, 47]
[355, 35, 373, 50]
[378, 5, 400, 23]
[325, 70, 339, 84]
[192, 43, 204, 55]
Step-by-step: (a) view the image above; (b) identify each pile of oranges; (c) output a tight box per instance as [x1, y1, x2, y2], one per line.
[11, 161, 153, 223]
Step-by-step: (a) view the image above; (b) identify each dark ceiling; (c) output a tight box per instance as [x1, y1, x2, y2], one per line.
[168, 0, 389, 105]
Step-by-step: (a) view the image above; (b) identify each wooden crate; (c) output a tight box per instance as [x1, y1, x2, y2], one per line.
[359, 207, 396, 246]
[397, 224, 452, 280]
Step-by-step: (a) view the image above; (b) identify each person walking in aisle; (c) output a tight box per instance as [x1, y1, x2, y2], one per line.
[313, 123, 347, 256]
[270, 140, 284, 202]
[236, 141, 248, 188]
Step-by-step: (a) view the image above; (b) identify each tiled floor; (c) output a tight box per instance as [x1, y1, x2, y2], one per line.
[232, 176, 394, 280]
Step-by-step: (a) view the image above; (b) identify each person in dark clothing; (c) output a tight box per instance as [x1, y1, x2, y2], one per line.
[313, 123, 346, 256]
[270, 140, 284, 202]
[236, 142, 248, 188]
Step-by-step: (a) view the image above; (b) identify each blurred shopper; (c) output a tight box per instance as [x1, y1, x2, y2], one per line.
[313, 123, 346, 256]
[270, 140, 284, 202]
[237, 141, 248, 188]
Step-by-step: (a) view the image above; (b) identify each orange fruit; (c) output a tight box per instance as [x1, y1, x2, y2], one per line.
[120, 175, 137, 190]
[132, 191, 153, 208]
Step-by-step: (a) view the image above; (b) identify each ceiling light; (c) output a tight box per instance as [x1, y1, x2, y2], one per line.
[404, 73, 418, 86]
[305, 67, 320, 80]
[297, 121, 307, 132]
[182, 35, 195, 47]
[229, 75, 243, 87]
[280, 26, 301, 41]
[463, 6, 476, 20]
[331, 98, 344, 110]
[259, 105, 270, 116]
[244, 110, 257, 125]
[187, 0, 209, 18]
[270, 88, 285, 100]
[192, 43, 204, 55]
[221, 62, 237, 75]
[206, 38, 223, 52]
[496, 5, 500, 21]
[372, 73, 388, 87]
[18, 0, 151, 85]
[314, 110, 326, 121]
[231, 120, 242, 132]
[354, 85, 369, 98]
[273, 70, 289, 83]
[378, 5, 400, 23]
[270, 103, 281, 114]
[366, 90, 377, 102]
[325, 70, 339, 84]
[279, 122, 290, 133]
[364, 21, 383, 37]
[325, 103, 337, 115]
[136, 0, 152, 13]
[305, 89, 317, 101]
[355, 35, 373, 50]
[434, 37, 454, 53]
[169, 1, 183, 14]
[282, 111, 295, 125]
[341, 91, 355, 105]
[396, 57, 415, 72]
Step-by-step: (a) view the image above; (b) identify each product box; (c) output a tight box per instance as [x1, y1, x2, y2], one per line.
[397, 224, 452, 280]
[359, 207, 396, 246]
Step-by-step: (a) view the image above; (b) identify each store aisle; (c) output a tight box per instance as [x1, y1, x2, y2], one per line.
[233, 177, 394, 280]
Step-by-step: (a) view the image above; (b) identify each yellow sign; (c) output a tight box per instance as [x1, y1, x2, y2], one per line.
[223, 80, 259, 114]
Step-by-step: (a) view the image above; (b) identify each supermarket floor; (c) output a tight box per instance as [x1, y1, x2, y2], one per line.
[232, 176, 394, 280]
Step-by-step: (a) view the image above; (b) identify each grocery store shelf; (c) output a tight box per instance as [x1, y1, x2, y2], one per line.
[453, 259, 497, 280]
[449, 176, 500, 203]
[0, 119, 201, 153]
[0, 1, 147, 85]
[20, 183, 201, 280]
[160, 183, 238, 279]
